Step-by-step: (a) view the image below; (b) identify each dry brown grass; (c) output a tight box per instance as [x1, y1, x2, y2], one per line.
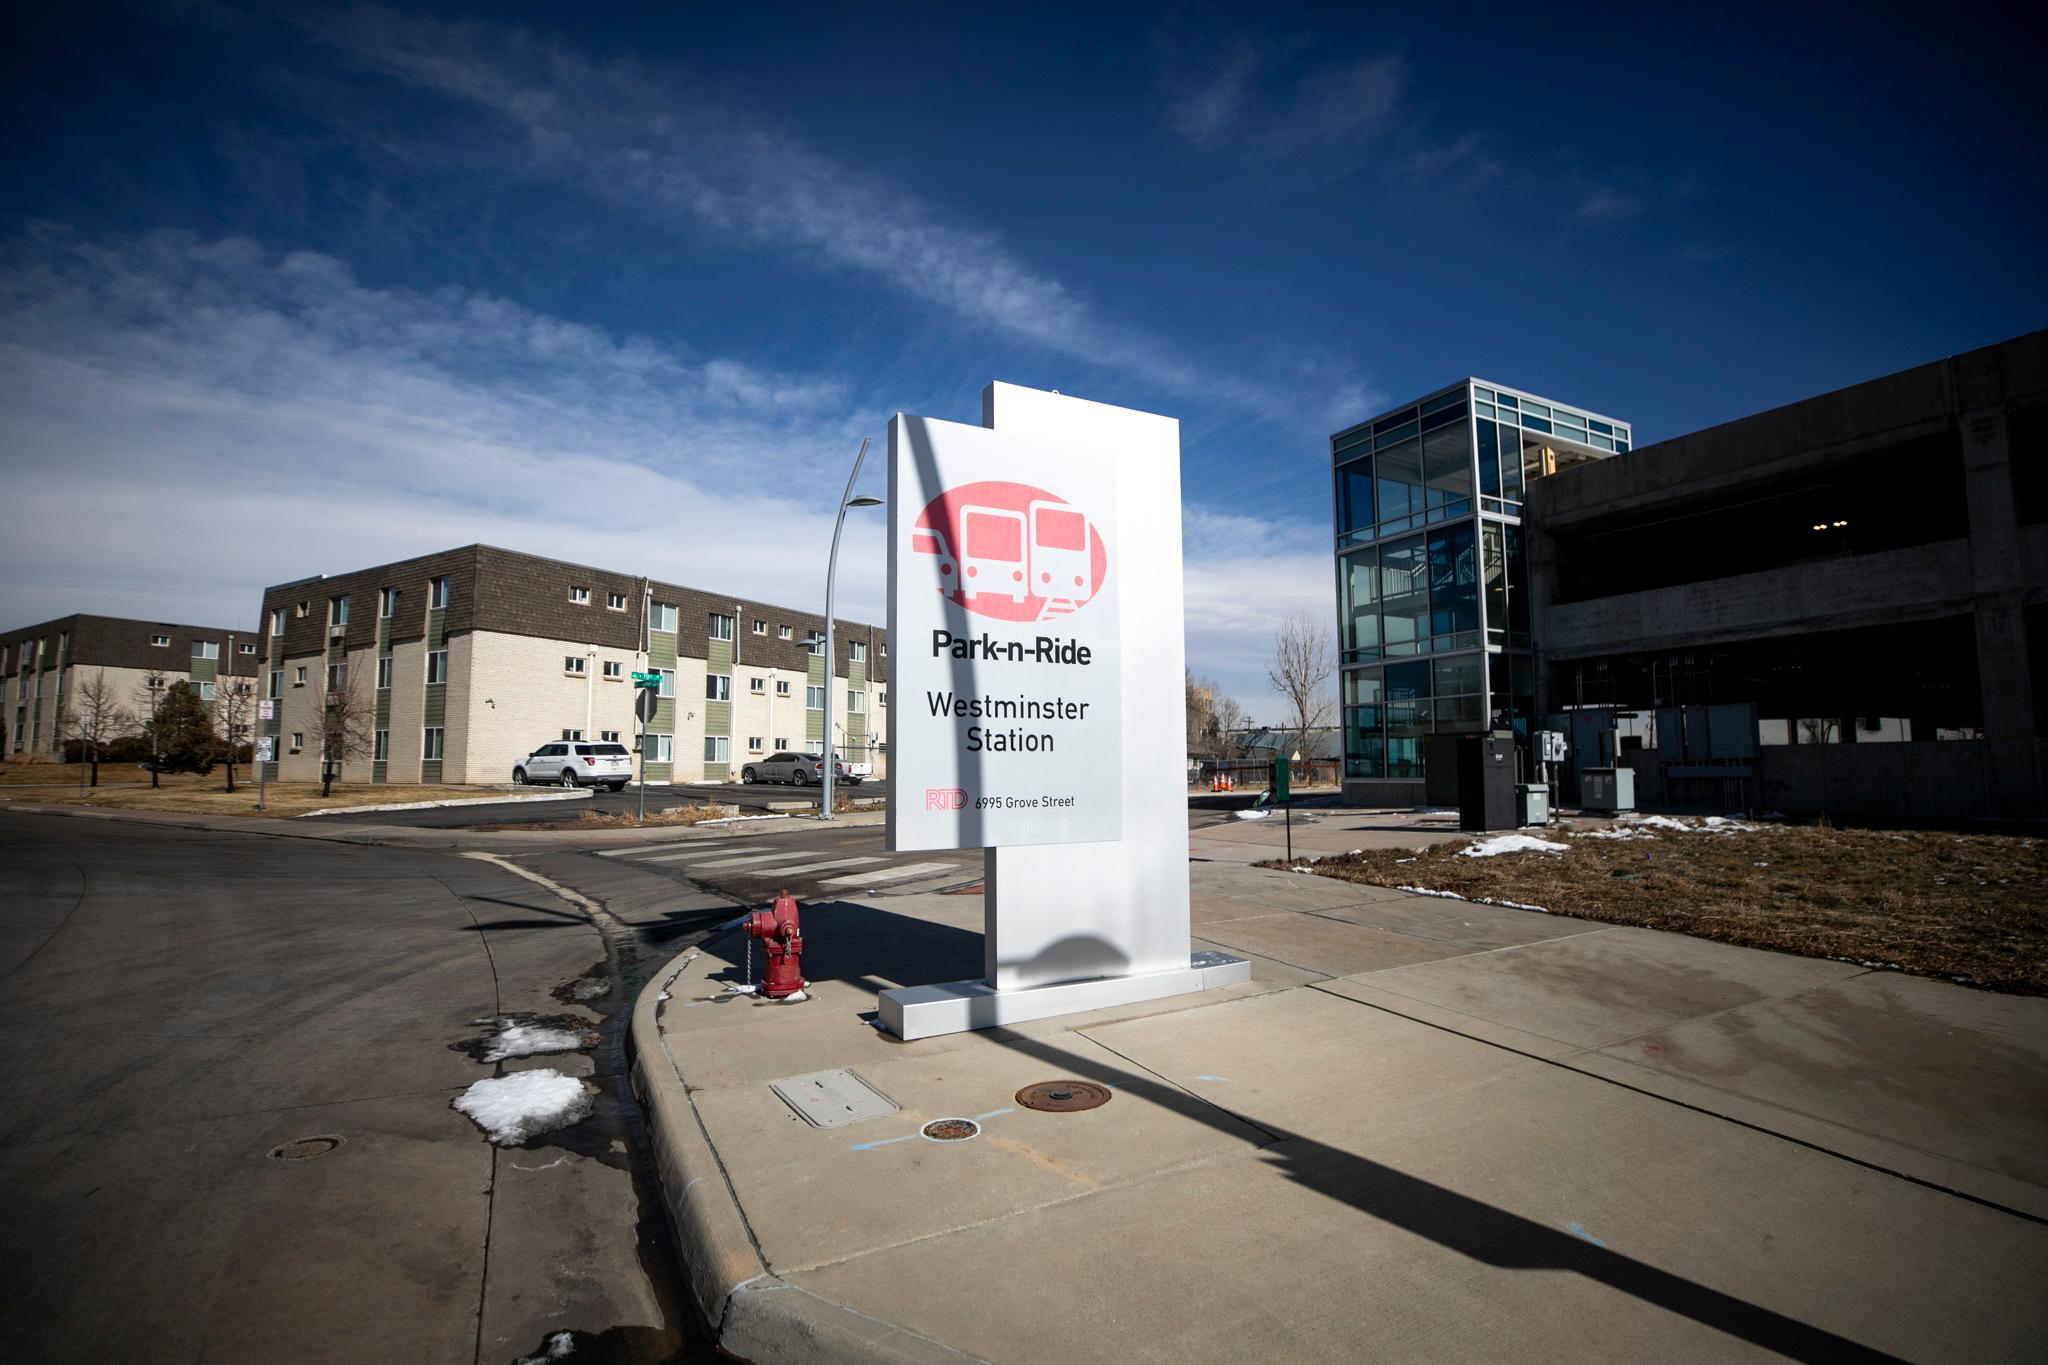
[475, 801, 737, 832]
[0, 775, 495, 817]
[1271, 819, 2048, 994]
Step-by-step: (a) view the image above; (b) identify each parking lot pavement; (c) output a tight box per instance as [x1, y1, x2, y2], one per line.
[316, 779, 891, 828]
[0, 811, 702, 1365]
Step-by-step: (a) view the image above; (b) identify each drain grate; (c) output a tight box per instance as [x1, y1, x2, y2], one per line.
[920, 1118, 981, 1142]
[1015, 1080, 1112, 1113]
[269, 1135, 343, 1161]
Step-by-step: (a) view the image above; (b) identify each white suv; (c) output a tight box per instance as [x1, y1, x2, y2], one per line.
[515, 741, 633, 790]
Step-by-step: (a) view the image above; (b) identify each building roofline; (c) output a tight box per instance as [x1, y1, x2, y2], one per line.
[1331, 377, 1631, 444]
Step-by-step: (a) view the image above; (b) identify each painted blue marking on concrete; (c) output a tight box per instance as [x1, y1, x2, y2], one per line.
[1564, 1221, 1608, 1248]
[973, 1106, 1016, 1122]
[1194, 1075, 1230, 1083]
[848, 1134, 919, 1152]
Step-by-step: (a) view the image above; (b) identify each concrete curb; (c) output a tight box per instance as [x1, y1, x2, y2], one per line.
[628, 952, 984, 1364]
[296, 790, 593, 817]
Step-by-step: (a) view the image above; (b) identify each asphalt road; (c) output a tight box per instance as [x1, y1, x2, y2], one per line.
[0, 811, 714, 1365]
[323, 779, 892, 828]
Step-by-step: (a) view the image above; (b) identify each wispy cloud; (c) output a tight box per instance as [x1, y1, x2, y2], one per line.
[1404, 133, 1503, 187]
[1163, 42, 1406, 169]
[0, 226, 1309, 708]
[1574, 187, 1644, 222]
[303, 7, 1303, 420]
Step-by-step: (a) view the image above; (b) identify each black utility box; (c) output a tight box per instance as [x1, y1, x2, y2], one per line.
[1456, 736, 1518, 832]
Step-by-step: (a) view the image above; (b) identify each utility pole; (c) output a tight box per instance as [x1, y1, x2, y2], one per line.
[145, 670, 165, 789]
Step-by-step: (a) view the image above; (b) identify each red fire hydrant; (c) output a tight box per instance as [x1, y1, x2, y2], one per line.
[746, 892, 807, 999]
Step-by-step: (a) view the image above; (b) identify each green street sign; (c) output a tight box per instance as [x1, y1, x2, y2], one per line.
[631, 672, 661, 687]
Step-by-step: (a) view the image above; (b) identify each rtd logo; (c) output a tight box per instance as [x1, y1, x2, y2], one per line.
[924, 788, 968, 811]
[911, 481, 1108, 624]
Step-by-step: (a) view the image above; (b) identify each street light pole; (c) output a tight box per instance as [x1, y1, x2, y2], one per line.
[145, 670, 165, 789]
[821, 437, 881, 821]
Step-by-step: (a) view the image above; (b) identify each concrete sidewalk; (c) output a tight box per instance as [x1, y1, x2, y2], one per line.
[631, 852, 2048, 1363]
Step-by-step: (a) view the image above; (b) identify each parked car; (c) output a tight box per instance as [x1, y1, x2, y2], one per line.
[514, 741, 633, 790]
[740, 751, 861, 786]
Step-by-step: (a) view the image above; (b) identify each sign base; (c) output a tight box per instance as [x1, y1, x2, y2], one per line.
[877, 952, 1250, 1042]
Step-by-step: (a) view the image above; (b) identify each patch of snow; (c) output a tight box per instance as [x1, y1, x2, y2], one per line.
[516, 1332, 578, 1364]
[1621, 815, 1693, 832]
[1575, 827, 1655, 841]
[1233, 809, 1271, 820]
[453, 1070, 594, 1146]
[1396, 885, 1550, 914]
[1701, 816, 1761, 833]
[1291, 865, 1314, 873]
[1409, 806, 1458, 816]
[483, 1024, 588, 1062]
[1459, 834, 1569, 857]
[700, 813, 791, 825]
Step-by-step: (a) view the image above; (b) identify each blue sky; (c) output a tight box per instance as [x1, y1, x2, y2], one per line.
[2, 2, 2041, 713]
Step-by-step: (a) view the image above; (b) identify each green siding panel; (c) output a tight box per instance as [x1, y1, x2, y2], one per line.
[372, 760, 388, 783]
[190, 657, 217, 683]
[427, 609, 446, 650]
[649, 632, 676, 669]
[424, 685, 446, 726]
[707, 639, 732, 672]
[807, 656, 825, 686]
[644, 762, 672, 782]
[850, 661, 866, 687]
[805, 710, 823, 743]
[653, 698, 675, 732]
[422, 761, 443, 783]
[704, 699, 730, 732]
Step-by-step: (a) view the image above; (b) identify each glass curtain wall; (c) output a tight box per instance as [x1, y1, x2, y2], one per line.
[1335, 381, 1565, 780]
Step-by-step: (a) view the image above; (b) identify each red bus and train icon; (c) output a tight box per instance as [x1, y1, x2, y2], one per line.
[911, 480, 1109, 624]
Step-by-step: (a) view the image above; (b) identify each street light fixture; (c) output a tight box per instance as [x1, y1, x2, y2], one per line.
[822, 437, 882, 821]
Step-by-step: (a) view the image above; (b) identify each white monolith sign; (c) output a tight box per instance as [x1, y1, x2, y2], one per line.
[879, 383, 1249, 1040]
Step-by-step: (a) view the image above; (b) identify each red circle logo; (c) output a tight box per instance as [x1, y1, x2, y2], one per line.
[912, 481, 1108, 623]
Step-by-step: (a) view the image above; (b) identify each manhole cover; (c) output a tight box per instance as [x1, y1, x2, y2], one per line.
[269, 1135, 343, 1161]
[1015, 1080, 1111, 1113]
[920, 1118, 981, 1142]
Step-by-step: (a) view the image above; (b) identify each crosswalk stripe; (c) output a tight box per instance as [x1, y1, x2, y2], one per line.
[750, 856, 885, 878]
[640, 846, 779, 863]
[596, 843, 765, 859]
[690, 850, 827, 869]
[819, 861, 959, 888]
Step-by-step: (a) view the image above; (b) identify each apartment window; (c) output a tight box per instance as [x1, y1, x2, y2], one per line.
[376, 658, 392, 690]
[751, 618, 766, 635]
[878, 690, 887, 708]
[647, 733, 672, 763]
[569, 585, 590, 604]
[777, 625, 792, 640]
[602, 660, 623, 680]
[649, 601, 678, 632]
[427, 651, 448, 685]
[599, 729, 620, 743]
[656, 668, 675, 698]
[294, 601, 309, 619]
[703, 736, 729, 763]
[374, 730, 389, 761]
[294, 666, 307, 686]
[325, 663, 348, 690]
[749, 676, 765, 693]
[805, 685, 825, 710]
[429, 576, 450, 609]
[268, 670, 282, 698]
[776, 680, 791, 697]
[880, 643, 887, 658]
[774, 736, 788, 750]
[564, 655, 587, 676]
[706, 675, 731, 702]
[329, 595, 349, 627]
[239, 643, 256, 655]
[607, 592, 627, 611]
[289, 732, 304, 753]
[270, 608, 286, 635]
[561, 728, 584, 741]
[748, 736, 764, 752]
[151, 635, 170, 647]
[193, 640, 219, 660]
[422, 727, 444, 760]
[847, 690, 865, 714]
[198, 681, 216, 701]
[378, 588, 397, 618]
[850, 641, 866, 663]
[709, 613, 734, 641]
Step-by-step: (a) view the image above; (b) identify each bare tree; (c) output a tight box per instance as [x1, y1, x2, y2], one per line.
[1265, 610, 1335, 759]
[318, 664, 373, 798]
[64, 670, 134, 789]
[1211, 692, 1250, 759]
[213, 674, 257, 793]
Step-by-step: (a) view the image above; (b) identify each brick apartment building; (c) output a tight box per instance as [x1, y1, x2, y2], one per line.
[255, 545, 888, 786]
[1, 614, 260, 760]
